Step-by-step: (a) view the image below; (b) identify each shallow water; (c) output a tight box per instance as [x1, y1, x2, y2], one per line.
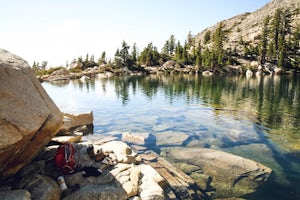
[43, 73, 300, 199]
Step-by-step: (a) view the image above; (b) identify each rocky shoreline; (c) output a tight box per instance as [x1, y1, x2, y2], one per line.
[1, 111, 272, 200]
[0, 48, 272, 200]
[36, 58, 291, 84]
[0, 112, 272, 200]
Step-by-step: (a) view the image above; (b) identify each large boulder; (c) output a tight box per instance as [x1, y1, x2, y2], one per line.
[162, 147, 272, 198]
[17, 174, 61, 200]
[0, 49, 63, 179]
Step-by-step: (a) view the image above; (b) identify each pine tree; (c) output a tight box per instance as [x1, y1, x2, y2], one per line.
[84, 54, 89, 69]
[271, 9, 282, 52]
[77, 56, 82, 64]
[169, 34, 176, 55]
[204, 30, 211, 44]
[195, 44, 202, 67]
[175, 41, 183, 62]
[212, 22, 225, 68]
[182, 42, 188, 64]
[277, 10, 291, 68]
[138, 43, 161, 66]
[114, 41, 132, 68]
[131, 43, 138, 65]
[89, 55, 96, 67]
[162, 40, 170, 55]
[259, 15, 270, 64]
[187, 31, 194, 47]
[98, 51, 106, 65]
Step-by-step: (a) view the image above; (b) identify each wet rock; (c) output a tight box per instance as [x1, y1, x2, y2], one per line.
[17, 174, 60, 200]
[190, 172, 212, 191]
[154, 131, 189, 146]
[140, 150, 159, 161]
[0, 190, 31, 200]
[174, 163, 202, 174]
[162, 147, 272, 198]
[223, 143, 286, 184]
[0, 48, 63, 179]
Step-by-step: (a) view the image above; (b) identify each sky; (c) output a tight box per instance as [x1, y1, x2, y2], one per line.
[0, 0, 271, 67]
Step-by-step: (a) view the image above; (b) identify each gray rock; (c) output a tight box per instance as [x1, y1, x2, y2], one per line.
[80, 75, 90, 82]
[195, 0, 299, 62]
[17, 174, 60, 200]
[148, 157, 204, 199]
[139, 164, 165, 200]
[19, 160, 45, 177]
[64, 171, 114, 187]
[246, 69, 253, 77]
[162, 147, 272, 198]
[0, 49, 63, 179]
[69, 62, 83, 70]
[202, 70, 213, 76]
[63, 184, 127, 200]
[154, 131, 189, 146]
[51, 135, 82, 143]
[100, 141, 139, 164]
[122, 132, 149, 145]
[0, 190, 31, 200]
[50, 68, 69, 76]
[61, 112, 93, 133]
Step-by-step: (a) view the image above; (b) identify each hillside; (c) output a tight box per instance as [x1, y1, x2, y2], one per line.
[194, 0, 300, 71]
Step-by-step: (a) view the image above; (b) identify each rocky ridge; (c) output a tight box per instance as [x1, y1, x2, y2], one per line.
[195, 0, 300, 54]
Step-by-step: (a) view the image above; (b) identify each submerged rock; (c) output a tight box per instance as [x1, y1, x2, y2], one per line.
[162, 147, 272, 198]
[154, 131, 190, 146]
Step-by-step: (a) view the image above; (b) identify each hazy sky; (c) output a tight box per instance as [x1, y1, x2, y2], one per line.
[1, 0, 271, 67]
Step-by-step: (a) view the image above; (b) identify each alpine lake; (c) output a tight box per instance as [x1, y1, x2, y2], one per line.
[42, 73, 300, 200]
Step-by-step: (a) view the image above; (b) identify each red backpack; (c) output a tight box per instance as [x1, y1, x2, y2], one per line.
[54, 143, 77, 174]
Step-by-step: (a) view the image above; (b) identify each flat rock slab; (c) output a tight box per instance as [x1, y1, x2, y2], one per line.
[154, 131, 190, 146]
[51, 135, 82, 143]
[162, 147, 272, 198]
